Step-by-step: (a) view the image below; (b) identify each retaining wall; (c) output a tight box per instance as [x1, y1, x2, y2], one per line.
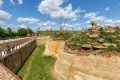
[0, 39, 36, 73]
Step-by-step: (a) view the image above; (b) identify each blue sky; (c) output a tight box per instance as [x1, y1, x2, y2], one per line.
[0, 0, 120, 31]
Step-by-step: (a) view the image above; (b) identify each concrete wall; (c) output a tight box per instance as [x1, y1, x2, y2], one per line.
[54, 52, 120, 80]
[0, 40, 36, 73]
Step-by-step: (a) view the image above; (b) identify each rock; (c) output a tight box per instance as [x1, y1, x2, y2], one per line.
[102, 43, 117, 48]
[93, 45, 107, 49]
[88, 34, 99, 38]
[82, 44, 92, 48]
[98, 38, 104, 43]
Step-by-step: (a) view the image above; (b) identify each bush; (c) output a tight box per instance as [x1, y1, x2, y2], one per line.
[105, 45, 116, 51]
[65, 32, 88, 47]
[116, 42, 120, 52]
[17, 28, 28, 36]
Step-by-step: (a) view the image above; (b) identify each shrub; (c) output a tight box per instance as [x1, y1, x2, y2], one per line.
[65, 32, 88, 47]
[105, 45, 116, 51]
[116, 42, 120, 52]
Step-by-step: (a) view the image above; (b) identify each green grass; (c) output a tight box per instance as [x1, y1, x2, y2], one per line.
[17, 45, 56, 80]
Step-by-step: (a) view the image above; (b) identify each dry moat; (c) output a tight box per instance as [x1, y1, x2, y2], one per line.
[1, 21, 120, 80]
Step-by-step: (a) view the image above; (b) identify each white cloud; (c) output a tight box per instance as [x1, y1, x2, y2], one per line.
[84, 12, 120, 26]
[81, 9, 86, 13]
[37, 0, 81, 20]
[0, 0, 3, 7]
[9, 0, 23, 5]
[60, 23, 81, 30]
[17, 17, 40, 24]
[62, 23, 81, 28]
[10, 0, 15, 5]
[17, 24, 27, 28]
[37, 21, 56, 27]
[18, 0, 23, 4]
[84, 12, 113, 23]
[105, 6, 110, 11]
[0, 10, 12, 20]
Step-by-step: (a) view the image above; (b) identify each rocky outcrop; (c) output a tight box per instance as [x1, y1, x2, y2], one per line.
[54, 52, 120, 80]
[43, 40, 65, 57]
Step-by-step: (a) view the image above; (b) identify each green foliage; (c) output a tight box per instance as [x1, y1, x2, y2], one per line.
[99, 27, 115, 43]
[0, 27, 33, 39]
[18, 28, 28, 36]
[115, 26, 120, 33]
[0, 27, 7, 38]
[105, 45, 116, 51]
[27, 27, 33, 36]
[116, 42, 120, 52]
[6, 27, 17, 37]
[99, 27, 106, 36]
[104, 34, 113, 43]
[66, 37, 87, 46]
[65, 32, 88, 46]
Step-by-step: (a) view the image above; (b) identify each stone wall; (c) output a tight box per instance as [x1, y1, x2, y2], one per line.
[0, 39, 36, 73]
[54, 52, 120, 80]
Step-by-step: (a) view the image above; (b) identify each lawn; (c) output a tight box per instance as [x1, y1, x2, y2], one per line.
[17, 45, 56, 80]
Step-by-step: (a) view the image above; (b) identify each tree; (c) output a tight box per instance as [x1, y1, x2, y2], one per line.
[0, 27, 7, 39]
[17, 28, 28, 36]
[27, 27, 33, 36]
[6, 27, 15, 37]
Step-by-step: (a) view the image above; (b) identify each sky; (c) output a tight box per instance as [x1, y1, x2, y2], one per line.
[0, 0, 120, 31]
